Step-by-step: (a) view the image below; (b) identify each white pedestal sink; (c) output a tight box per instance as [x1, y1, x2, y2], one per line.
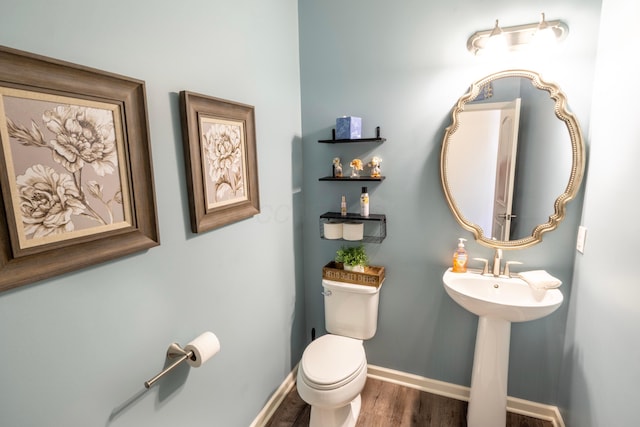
[442, 269, 563, 427]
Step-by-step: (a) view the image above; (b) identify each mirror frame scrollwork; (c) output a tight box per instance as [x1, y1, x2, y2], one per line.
[441, 69, 585, 249]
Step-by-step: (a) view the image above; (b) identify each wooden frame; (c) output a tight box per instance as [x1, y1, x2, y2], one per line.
[179, 91, 260, 233]
[0, 45, 159, 292]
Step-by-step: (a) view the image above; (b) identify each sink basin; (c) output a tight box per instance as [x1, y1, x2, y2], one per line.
[442, 268, 564, 427]
[443, 269, 563, 322]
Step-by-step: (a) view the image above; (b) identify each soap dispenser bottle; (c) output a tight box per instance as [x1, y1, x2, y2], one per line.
[452, 238, 468, 273]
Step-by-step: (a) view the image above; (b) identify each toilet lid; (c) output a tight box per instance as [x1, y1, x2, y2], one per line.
[301, 335, 365, 389]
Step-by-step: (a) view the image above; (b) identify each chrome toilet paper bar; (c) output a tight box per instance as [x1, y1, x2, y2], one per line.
[144, 343, 194, 389]
[144, 331, 220, 389]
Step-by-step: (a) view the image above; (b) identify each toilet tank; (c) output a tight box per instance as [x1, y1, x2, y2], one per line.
[322, 279, 382, 340]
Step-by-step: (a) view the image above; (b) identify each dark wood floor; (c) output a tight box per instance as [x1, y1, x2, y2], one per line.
[265, 377, 553, 427]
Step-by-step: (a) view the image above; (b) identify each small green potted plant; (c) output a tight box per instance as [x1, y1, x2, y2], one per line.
[335, 244, 368, 273]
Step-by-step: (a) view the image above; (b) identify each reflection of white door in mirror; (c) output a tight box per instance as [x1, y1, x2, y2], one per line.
[491, 98, 521, 240]
[453, 99, 521, 240]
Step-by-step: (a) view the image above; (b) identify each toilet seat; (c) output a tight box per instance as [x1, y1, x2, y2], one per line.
[300, 335, 366, 391]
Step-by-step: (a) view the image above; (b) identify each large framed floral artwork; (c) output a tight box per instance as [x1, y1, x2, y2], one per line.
[0, 45, 159, 292]
[179, 91, 260, 233]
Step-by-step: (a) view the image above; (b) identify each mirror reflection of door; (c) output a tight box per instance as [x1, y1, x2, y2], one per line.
[454, 99, 521, 240]
[491, 99, 521, 240]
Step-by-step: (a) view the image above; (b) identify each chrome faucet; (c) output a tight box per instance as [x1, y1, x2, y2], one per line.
[492, 249, 502, 277]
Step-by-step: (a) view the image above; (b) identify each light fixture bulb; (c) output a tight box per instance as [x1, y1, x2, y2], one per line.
[484, 19, 508, 54]
[531, 13, 557, 50]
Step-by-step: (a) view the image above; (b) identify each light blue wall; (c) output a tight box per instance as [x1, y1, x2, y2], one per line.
[559, 0, 640, 425]
[0, 1, 302, 426]
[298, 0, 601, 405]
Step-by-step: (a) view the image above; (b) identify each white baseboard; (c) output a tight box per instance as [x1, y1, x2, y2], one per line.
[367, 364, 565, 427]
[507, 395, 565, 427]
[366, 364, 471, 401]
[249, 364, 298, 427]
[250, 363, 565, 427]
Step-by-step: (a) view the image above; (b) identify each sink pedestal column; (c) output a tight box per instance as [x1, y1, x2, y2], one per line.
[467, 316, 511, 427]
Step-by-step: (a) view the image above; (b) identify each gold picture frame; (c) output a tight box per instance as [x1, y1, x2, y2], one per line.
[179, 91, 260, 233]
[0, 45, 159, 292]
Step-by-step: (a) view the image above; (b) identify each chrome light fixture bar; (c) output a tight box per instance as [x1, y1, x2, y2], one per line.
[467, 13, 569, 55]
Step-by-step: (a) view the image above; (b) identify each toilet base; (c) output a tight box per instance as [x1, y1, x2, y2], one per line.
[309, 394, 362, 427]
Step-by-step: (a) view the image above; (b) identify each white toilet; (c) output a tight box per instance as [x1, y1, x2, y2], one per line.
[297, 278, 383, 427]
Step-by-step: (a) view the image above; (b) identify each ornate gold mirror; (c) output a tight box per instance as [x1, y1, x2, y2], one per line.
[441, 70, 585, 249]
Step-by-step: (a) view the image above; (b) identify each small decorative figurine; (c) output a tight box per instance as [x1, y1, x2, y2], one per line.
[350, 158, 363, 178]
[369, 156, 382, 178]
[332, 157, 343, 177]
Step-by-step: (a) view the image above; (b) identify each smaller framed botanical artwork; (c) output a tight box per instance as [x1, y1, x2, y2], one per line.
[179, 91, 260, 233]
[0, 45, 159, 292]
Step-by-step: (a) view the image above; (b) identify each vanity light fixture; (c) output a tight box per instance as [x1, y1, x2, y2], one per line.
[467, 13, 569, 55]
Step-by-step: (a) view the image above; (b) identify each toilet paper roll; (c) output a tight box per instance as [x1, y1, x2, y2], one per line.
[185, 331, 220, 367]
[323, 222, 343, 239]
[342, 221, 364, 241]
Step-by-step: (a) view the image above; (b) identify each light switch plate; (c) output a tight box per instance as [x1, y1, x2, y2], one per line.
[576, 226, 587, 254]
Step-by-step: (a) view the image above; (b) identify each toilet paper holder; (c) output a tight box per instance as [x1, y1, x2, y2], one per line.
[144, 342, 194, 389]
[144, 331, 220, 389]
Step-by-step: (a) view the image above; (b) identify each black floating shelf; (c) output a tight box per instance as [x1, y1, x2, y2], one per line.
[319, 137, 386, 144]
[320, 212, 386, 222]
[319, 126, 386, 143]
[319, 176, 386, 182]
[319, 212, 387, 243]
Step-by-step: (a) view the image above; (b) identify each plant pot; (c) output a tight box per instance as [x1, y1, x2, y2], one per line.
[344, 264, 365, 273]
